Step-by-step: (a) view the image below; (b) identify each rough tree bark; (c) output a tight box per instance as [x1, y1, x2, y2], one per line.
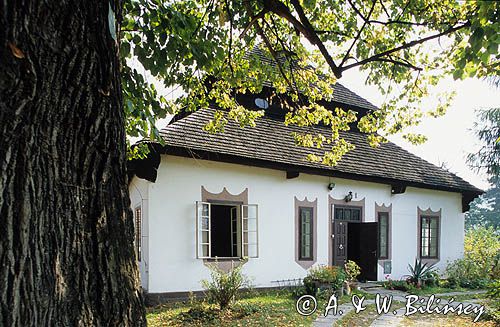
[0, 0, 146, 325]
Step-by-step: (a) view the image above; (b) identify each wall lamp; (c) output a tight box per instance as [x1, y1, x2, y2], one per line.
[344, 191, 353, 202]
[327, 182, 336, 191]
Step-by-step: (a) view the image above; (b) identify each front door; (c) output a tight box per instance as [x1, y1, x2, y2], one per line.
[356, 222, 378, 281]
[333, 220, 348, 266]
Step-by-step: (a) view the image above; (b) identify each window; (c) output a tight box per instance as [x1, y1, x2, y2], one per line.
[254, 98, 269, 109]
[378, 212, 389, 259]
[196, 202, 258, 259]
[299, 207, 314, 260]
[334, 207, 362, 221]
[134, 206, 142, 261]
[420, 216, 439, 258]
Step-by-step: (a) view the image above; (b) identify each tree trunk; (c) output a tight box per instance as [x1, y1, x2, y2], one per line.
[0, 0, 146, 325]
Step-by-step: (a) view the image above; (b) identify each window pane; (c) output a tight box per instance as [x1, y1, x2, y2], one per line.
[421, 243, 429, 257]
[352, 209, 360, 221]
[247, 231, 257, 244]
[344, 209, 351, 220]
[247, 218, 257, 231]
[299, 207, 313, 259]
[202, 216, 209, 230]
[202, 204, 209, 216]
[248, 244, 258, 257]
[335, 208, 343, 220]
[202, 245, 209, 257]
[430, 217, 438, 229]
[202, 231, 209, 243]
[429, 242, 437, 257]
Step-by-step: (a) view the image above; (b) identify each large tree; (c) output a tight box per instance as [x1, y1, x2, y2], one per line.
[0, 0, 498, 325]
[0, 0, 145, 325]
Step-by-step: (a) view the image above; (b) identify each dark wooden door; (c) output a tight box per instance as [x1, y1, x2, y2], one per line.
[333, 220, 348, 266]
[357, 222, 378, 281]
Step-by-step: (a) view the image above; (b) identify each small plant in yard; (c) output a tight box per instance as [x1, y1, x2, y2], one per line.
[405, 258, 437, 288]
[303, 265, 346, 295]
[344, 260, 361, 295]
[201, 263, 250, 310]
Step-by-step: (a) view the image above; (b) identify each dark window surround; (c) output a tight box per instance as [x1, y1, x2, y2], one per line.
[135, 206, 142, 261]
[298, 207, 314, 261]
[377, 212, 389, 259]
[419, 215, 440, 259]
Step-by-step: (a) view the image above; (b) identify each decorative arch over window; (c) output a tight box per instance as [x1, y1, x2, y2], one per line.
[201, 186, 248, 204]
[294, 197, 318, 269]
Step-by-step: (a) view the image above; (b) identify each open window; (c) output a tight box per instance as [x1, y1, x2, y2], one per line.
[196, 202, 258, 259]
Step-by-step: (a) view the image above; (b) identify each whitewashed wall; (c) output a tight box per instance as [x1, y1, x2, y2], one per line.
[129, 155, 464, 293]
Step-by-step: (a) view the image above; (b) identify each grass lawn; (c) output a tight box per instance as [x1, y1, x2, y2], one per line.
[146, 289, 376, 326]
[147, 290, 316, 327]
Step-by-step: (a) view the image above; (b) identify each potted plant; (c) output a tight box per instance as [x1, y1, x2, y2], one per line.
[344, 260, 361, 295]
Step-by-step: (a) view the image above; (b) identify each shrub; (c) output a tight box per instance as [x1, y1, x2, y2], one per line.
[344, 260, 361, 282]
[303, 265, 346, 295]
[383, 279, 416, 292]
[485, 280, 500, 323]
[445, 226, 500, 288]
[201, 263, 250, 309]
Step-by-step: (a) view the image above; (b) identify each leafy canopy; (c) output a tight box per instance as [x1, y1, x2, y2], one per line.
[121, 0, 499, 164]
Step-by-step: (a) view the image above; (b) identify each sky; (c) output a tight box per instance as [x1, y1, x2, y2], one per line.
[340, 70, 498, 190]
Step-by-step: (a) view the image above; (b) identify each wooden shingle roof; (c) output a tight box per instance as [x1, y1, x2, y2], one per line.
[159, 107, 482, 196]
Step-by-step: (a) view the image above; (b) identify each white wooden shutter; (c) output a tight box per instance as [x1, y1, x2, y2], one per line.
[196, 201, 211, 258]
[241, 204, 258, 258]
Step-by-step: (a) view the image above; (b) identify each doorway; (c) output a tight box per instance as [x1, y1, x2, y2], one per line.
[332, 206, 378, 281]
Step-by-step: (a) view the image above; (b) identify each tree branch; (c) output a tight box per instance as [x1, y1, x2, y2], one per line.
[240, 9, 267, 39]
[262, 0, 342, 78]
[340, 22, 471, 72]
[339, 0, 376, 68]
[374, 57, 423, 71]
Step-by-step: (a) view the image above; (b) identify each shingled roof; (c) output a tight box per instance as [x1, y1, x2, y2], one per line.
[158, 107, 481, 197]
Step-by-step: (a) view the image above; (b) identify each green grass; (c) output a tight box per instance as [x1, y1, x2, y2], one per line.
[147, 290, 316, 327]
[146, 289, 378, 327]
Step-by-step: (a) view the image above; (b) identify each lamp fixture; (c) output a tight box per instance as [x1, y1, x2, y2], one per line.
[344, 191, 353, 202]
[327, 182, 335, 191]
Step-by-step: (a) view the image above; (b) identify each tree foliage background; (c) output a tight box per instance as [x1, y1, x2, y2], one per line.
[466, 108, 500, 230]
[120, 0, 499, 165]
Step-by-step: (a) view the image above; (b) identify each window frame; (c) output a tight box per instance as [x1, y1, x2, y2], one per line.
[419, 215, 440, 259]
[196, 201, 259, 259]
[333, 206, 363, 222]
[134, 206, 142, 261]
[298, 206, 314, 261]
[377, 211, 389, 260]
